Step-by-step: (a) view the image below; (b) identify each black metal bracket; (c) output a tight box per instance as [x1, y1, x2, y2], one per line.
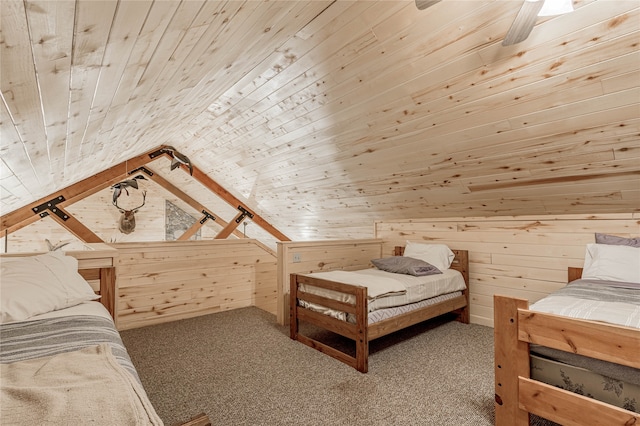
[32, 196, 69, 221]
[200, 210, 216, 224]
[148, 147, 168, 160]
[128, 166, 153, 177]
[235, 206, 254, 223]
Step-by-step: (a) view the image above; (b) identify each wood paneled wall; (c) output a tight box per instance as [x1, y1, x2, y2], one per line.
[375, 213, 640, 327]
[276, 239, 383, 324]
[114, 240, 277, 330]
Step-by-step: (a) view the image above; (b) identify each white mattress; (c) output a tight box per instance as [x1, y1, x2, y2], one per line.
[299, 268, 466, 313]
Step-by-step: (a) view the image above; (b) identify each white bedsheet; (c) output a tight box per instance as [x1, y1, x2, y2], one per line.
[530, 296, 640, 329]
[530, 280, 640, 329]
[300, 268, 466, 312]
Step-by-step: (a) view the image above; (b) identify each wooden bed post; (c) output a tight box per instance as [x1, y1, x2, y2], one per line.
[355, 286, 368, 373]
[290, 274, 299, 340]
[494, 295, 530, 426]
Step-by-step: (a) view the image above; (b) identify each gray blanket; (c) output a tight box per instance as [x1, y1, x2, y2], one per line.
[552, 278, 640, 305]
[0, 315, 140, 382]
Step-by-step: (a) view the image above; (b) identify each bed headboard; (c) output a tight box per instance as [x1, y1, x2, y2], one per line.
[0, 244, 118, 322]
[568, 267, 583, 283]
[393, 246, 469, 287]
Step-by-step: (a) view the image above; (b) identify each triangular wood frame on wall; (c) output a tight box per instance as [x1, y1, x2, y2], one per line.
[0, 145, 289, 244]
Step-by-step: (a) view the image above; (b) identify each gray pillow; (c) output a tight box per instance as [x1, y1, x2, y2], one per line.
[595, 233, 640, 248]
[371, 256, 442, 276]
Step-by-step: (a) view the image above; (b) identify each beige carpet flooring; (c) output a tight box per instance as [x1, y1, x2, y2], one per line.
[121, 307, 499, 425]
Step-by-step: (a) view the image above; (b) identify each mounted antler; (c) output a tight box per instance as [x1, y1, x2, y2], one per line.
[113, 191, 146, 234]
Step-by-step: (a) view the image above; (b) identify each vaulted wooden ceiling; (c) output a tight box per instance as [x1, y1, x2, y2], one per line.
[2, 0, 639, 242]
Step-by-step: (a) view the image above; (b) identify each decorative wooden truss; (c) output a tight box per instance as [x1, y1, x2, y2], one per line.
[0, 146, 289, 243]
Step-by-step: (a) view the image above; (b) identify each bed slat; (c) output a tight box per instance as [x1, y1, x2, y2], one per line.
[368, 294, 467, 340]
[518, 309, 640, 369]
[519, 377, 640, 426]
[297, 308, 359, 340]
[296, 290, 357, 314]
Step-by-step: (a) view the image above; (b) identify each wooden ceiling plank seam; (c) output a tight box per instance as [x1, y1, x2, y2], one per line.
[399, 46, 640, 139]
[82, 0, 154, 157]
[201, 2, 384, 125]
[242, 15, 523, 139]
[261, 28, 638, 154]
[143, 2, 337, 151]
[25, 0, 75, 181]
[101, 0, 210, 150]
[202, 1, 370, 128]
[64, 0, 118, 169]
[476, 0, 636, 65]
[0, 99, 41, 194]
[96, 0, 185, 139]
[1, 0, 49, 185]
[221, 105, 640, 189]
[160, 3, 295, 103]
[102, 0, 247, 154]
[185, 1, 336, 125]
[158, 1, 400, 148]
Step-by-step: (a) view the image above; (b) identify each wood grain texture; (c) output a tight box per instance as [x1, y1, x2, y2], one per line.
[375, 213, 640, 326]
[0, 1, 638, 248]
[113, 240, 277, 330]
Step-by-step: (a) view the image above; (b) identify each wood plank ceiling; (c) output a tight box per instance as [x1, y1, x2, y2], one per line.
[1, 0, 639, 242]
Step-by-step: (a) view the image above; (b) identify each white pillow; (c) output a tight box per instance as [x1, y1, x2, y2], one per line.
[582, 243, 640, 284]
[402, 241, 455, 271]
[0, 251, 99, 323]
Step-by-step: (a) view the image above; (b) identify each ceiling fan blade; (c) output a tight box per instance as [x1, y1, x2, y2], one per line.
[415, 0, 442, 10]
[502, 0, 545, 46]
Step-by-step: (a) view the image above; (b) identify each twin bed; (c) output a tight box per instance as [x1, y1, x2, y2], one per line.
[494, 235, 640, 425]
[0, 249, 210, 426]
[290, 242, 470, 373]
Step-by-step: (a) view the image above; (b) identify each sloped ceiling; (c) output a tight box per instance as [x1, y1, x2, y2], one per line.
[2, 0, 639, 242]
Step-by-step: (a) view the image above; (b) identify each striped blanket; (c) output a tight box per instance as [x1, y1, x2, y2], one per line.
[530, 279, 640, 328]
[0, 315, 162, 425]
[0, 315, 139, 380]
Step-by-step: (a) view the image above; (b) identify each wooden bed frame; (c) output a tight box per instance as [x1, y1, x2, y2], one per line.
[0, 249, 213, 426]
[290, 247, 469, 373]
[494, 267, 640, 426]
[78, 265, 116, 318]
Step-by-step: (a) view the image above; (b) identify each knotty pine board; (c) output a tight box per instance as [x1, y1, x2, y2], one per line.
[114, 240, 277, 330]
[375, 213, 640, 327]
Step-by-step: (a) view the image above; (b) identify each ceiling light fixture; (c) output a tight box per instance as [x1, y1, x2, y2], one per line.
[538, 0, 574, 16]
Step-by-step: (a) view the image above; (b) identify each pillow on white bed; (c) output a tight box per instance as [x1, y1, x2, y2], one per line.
[371, 256, 442, 276]
[0, 251, 99, 323]
[582, 243, 640, 284]
[595, 233, 640, 247]
[403, 241, 455, 271]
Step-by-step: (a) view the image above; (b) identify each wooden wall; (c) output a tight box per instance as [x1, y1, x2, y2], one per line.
[114, 240, 277, 330]
[276, 239, 383, 324]
[375, 213, 640, 327]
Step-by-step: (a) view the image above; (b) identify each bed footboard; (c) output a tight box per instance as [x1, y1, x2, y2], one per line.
[290, 273, 369, 372]
[494, 295, 640, 426]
